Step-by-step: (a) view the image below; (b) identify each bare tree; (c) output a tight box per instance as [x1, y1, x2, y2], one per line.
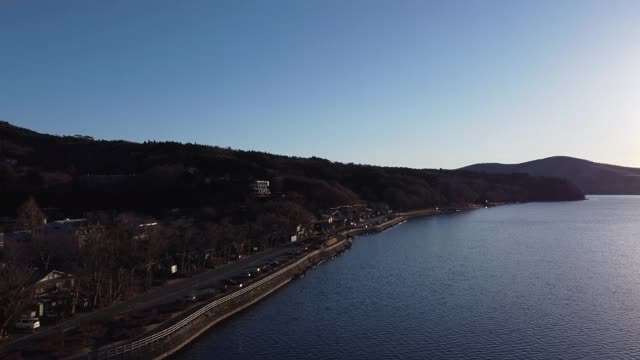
[114, 213, 146, 297]
[0, 245, 35, 339]
[15, 197, 46, 231]
[142, 225, 169, 289]
[29, 232, 64, 273]
[76, 221, 111, 308]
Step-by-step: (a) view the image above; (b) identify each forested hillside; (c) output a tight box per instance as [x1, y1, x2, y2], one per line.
[0, 121, 584, 220]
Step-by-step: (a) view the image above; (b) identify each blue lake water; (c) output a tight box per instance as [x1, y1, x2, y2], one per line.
[175, 196, 640, 359]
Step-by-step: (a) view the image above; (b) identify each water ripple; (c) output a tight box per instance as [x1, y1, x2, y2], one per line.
[175, 196, 640, 360]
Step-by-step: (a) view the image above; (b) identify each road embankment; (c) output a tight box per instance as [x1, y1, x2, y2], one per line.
[91, 239, 352, 360]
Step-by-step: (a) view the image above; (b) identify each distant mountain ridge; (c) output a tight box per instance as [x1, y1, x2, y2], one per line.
[461, 156, 640, 195]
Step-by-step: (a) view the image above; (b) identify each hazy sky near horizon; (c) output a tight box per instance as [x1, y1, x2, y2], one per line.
[1, 0, 639, 169]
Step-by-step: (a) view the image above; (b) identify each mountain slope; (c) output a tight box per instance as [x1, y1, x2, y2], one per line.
[0, 121, 584, 217]
[461, 156, 640, 194]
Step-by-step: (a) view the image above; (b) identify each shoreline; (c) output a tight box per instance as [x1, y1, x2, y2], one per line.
[156, 277, 293, 360]
[157, 205, 489, 358]
[77, 203, 490, 359]
[92, 239, 353, 359]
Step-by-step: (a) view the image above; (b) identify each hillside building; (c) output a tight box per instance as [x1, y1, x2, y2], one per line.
[251, 180, 271, 197]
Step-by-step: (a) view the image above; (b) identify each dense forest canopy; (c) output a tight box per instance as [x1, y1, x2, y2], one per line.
[0, 121, 584, 220]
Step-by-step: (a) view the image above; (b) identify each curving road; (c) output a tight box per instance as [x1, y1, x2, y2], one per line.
[3, 247, 290, 353]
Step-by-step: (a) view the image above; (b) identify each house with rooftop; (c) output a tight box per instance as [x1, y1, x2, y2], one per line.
[34, 270, 75, 297]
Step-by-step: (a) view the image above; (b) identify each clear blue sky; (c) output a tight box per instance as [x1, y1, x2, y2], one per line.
[1, 0, 639, 168]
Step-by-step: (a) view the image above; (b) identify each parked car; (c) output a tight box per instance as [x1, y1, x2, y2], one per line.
[196, 288, 219, 301]
[182, 293, 198, 303]
[233, 273, 252, 283]
[267, 259, 281, 267]
[260, 264, 273, 273]
[287, 249, 302, 256]
[299, 244, 311, 252]
[15, 318, 40, 332]
[227, 253, 240, 261]
[239, 271, 253, 278]
[223, 278, 243, 290]
[232, 274, 252, 284]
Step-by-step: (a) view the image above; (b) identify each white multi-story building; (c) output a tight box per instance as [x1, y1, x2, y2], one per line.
[251, 180, 271, 197]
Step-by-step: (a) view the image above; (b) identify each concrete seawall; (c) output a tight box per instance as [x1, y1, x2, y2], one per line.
[92, 239, 352, 360]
